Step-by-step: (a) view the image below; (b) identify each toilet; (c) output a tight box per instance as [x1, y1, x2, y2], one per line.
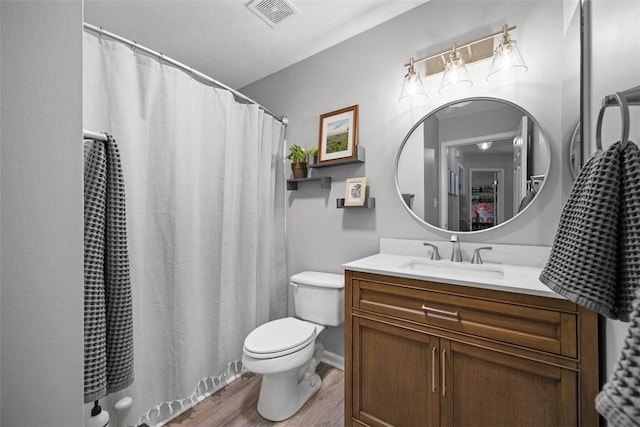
[242, 271, 344, 422]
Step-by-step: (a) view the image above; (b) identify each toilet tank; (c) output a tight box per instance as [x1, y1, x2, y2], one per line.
[290, 271, 344, 326]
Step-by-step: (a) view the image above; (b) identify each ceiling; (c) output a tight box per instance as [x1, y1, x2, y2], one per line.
[84, 0, 430, 90]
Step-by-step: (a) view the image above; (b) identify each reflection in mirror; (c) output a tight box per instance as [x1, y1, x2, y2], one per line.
[569, 122, 582, 178]
[395, 98, 550, 233]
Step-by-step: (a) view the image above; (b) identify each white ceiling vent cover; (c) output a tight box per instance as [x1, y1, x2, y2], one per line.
[247, 0, 299, 28]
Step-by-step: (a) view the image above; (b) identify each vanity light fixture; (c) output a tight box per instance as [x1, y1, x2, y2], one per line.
[399, 58, 428, 101]
[439, 43, 473, 95]
[487, 25, 528, 82]
[400, 24, 526, 101]
[477, 141, 493, 151]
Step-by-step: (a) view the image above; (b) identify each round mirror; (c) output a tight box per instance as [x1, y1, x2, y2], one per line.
[395, 97, 550, 233]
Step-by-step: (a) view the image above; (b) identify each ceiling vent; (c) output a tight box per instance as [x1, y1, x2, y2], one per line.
[247, 0, 299, 28]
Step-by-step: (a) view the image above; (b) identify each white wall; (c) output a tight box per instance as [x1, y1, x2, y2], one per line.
[242, 0, 569, 355]
[585, 0, 640, 383]
[0, 2, 84, 426]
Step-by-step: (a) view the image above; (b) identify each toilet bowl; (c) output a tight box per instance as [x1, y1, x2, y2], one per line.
[242, 317, 325, 421]
[241, 271, 344, 422]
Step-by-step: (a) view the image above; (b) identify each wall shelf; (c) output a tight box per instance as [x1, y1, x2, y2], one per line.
[309, 146, 365, 169]
[336, 197, 376, 209]
[287, 176, 331, 191]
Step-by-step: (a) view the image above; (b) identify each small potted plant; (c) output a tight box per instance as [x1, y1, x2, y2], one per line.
[306, 146, 318, 166]
[286, 144, 308, 179]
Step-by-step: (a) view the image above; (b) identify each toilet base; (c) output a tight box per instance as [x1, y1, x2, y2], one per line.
[256, 371, 321, 421]
[244, 324, 326, 422]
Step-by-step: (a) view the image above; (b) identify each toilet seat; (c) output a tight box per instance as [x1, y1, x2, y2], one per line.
[243, 317, 317, 359]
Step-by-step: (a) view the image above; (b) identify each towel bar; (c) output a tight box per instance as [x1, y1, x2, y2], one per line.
[595, 85, 640, 151]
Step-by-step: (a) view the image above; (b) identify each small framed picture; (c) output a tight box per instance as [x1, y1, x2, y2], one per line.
[344, 177, 367, 206]
[318, 105, 359, 163]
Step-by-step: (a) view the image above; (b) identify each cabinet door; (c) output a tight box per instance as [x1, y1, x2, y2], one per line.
[352, 317, 439, 427]
[440, 339, 577, 427]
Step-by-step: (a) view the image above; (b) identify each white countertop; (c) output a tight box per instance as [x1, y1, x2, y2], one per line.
[343, 252, 562, 299]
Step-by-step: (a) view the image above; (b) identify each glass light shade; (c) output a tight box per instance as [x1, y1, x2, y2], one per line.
[399, 69, 427, 101]
[439, 57, 473, 95]
[486, 40, 528, 82]
[477, 141, 493, 150]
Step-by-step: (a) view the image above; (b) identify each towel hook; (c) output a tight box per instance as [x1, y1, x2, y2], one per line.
[596, 91, 630, 151]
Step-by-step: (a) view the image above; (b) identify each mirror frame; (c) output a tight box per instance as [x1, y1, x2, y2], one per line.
[394, 97, 551, 234]
[569, 121, 582, 178]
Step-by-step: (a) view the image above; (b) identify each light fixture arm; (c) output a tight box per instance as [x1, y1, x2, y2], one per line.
[500, 24, 512, 45]
[403, 25, 517, 70]
[449, 43, 459, 61]
[404, 57, 417, 77]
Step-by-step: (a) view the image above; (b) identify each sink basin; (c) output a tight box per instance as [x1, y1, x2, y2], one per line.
[343, 251, 557, 299]
[398, 259, 505, 280]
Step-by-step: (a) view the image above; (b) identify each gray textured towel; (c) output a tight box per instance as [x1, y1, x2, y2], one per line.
[84, 133, 134, 403]
[539, 140, 640, 321]
[596, 290, 640, 426]
[518, 189, 537, 213]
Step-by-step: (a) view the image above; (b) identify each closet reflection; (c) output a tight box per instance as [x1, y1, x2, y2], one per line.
[395, 97, 550, 232]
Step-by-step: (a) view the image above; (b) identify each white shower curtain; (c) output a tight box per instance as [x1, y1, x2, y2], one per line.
[83, 32, 287, 426]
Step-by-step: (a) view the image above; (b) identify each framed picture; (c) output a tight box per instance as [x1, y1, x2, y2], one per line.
[454, 172, 459, 196]
[448, 170, 459, 196]
[448, 170, 455, 195]
[318, 105, 359, 163]
[344, 177, 367, 206]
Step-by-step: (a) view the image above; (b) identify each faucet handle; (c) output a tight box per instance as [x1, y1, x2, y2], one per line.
[423, 243, 441, 260]
[471, 247, 493, 264]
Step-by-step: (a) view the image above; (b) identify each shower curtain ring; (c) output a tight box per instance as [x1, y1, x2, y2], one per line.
[132, 41, 138, 56]
[160, 53, 165, 67]
[98, 26, 103, 43]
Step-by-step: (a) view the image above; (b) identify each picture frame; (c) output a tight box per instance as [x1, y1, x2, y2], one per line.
[448, 169, 459, 196]
[344, 177, 367, 206]
[448, 170, 454, 195]
[454, 172, 459, 196]
[318, 105, 359, 163]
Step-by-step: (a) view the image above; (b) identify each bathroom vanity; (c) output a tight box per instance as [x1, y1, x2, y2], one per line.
[343, 246, 599, 427]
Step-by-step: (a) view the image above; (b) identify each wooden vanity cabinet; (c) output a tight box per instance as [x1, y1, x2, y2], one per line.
[344, 270, 599, 427]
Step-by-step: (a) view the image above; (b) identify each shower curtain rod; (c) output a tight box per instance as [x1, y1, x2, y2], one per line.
[83, 23, 287, 126]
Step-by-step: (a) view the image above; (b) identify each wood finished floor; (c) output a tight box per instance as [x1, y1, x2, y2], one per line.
[166, 363, 344, 427]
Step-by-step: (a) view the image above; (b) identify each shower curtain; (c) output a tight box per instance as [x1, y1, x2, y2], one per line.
[83, 32, 287, 426]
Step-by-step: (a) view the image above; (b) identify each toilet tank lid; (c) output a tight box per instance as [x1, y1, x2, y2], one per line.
[291, 271, 344, 289]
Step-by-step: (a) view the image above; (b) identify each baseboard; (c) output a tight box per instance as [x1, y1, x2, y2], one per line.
[321, 350, 344, 370]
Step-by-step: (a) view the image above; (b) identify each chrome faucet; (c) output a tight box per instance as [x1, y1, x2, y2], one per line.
[471, 247, 493, 264]
[450, 235, 463, 262]
[423, 243, 441, 260]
